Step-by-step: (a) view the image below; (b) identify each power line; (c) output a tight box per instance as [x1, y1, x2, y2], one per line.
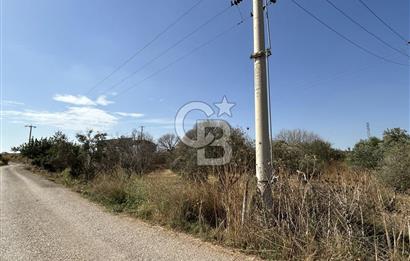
[264, 0, 274, 166]
[99, 5, 232, 95]
[115, 17, 249, 98]
[235, 3, 244, 21]
[86, 0, 204, 95]
[291, 0, 409, 67]
[357, 0, 408, 43]
[281, 52, 406, 95]
[325, 0, 409, 58]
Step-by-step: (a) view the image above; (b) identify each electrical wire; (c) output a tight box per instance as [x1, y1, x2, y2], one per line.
[99, 5, 232, 95]
[264, 0, 274, 167]
[86, 0, 204, 95]
[325, 0, 409, 58]
[291, 0, 409, 67]
[115, 17, 249, 98]
[357, 0, 408, 43]
[235, 4, 244, 21]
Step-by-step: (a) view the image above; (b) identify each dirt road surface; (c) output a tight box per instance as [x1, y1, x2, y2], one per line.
[0, 164, 256, 261]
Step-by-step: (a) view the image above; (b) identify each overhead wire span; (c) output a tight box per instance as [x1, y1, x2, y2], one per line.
[115, 16, 250, 98]
[325, 0, 409, 58]
[86, 0, 204, 95]
[100, 5, 233, 95]
[357, 0, 408, 44]
[235, 3, 245, 21]
[291, 0, 409, 67]
[264, 0, 274, 166]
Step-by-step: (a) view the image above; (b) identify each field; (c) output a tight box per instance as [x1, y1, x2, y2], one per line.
[24, 162, 410, 260]
[10, 127, 410, 260]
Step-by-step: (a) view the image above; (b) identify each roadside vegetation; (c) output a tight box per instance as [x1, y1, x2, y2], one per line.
[11, 127, 410, 260]
[0, 153, 10, 166]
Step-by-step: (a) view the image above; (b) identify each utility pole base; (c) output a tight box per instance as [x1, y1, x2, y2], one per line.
[257, 181, 273, 210]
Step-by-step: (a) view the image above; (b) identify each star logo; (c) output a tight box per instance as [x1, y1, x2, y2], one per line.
[214, 96, 236, 117]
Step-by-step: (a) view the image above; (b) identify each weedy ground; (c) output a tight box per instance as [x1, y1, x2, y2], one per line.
[26, 163, 410, 260]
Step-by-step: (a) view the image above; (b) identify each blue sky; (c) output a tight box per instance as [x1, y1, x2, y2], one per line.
[1, 0, 409, 151]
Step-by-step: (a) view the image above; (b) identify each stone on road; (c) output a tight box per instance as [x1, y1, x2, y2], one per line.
[0, 164, 254, 261]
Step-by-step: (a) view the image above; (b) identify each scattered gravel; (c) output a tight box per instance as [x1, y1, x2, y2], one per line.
[0, 164, 257, 261]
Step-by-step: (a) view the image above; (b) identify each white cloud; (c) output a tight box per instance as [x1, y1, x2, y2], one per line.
[53, 94, 96, 106]
[53, 94, 115, 106]
[2, 107, 118, 131]
[142, 118, 175, 125]
[95, 95, 114, 106]
[1, 100, 25, 106]
[116, 112, 144, 118]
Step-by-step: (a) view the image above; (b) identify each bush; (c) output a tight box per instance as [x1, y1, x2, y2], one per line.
[379, 143, 410, 192]
[349, 128, 410, 170]
[101, 136, 157, 176]
[382, 128, 410, 149]
[172, 124, 254, 182]
[272, 130, 339, 177]
[14, 132, 84, 176]
[348, 137, 383, 169]
[0, 154, 10, 165]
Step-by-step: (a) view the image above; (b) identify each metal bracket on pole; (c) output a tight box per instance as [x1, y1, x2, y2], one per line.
[250, 48, 272, 59]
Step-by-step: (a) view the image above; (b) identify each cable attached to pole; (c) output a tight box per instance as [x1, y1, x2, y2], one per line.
[264, 0, 274, 172]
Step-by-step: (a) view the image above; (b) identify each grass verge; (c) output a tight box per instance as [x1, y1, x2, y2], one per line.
[23, 163, 410, 260]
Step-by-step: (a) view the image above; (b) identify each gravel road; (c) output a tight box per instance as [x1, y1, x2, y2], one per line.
[0, 164, 255, 261]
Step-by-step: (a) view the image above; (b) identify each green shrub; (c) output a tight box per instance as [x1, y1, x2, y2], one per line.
[349, 128, 410, 170]
[13, 132, 84, 176]
[379, 143, 410, 192]
[0, 154, 9, 165]
[348, 137, 383, 169]
[382, 128, 410, 149]
[272, 130, 338, 177]
[172, 125, 254, 182]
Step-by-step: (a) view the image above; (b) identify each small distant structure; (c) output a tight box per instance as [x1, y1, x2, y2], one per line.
[366, 122, 371, 139]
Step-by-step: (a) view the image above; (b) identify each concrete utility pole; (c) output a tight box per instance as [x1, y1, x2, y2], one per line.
[252, 0, 273, 209]
[25, 125, 37, 143]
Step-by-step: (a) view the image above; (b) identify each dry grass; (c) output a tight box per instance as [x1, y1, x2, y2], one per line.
[37, 163, 410, 260]
[237, 166, 410, 260]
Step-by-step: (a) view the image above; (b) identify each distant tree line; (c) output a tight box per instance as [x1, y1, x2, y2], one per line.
[11, 126, 409, 191]
[348, 128, 410, 192]
[12, 130, 157, 180]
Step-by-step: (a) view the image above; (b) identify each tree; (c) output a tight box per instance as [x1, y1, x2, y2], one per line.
[348, 128, 409, 170]
[272, 129, 337, 177]
[275, 129, 321, 144]
[172, 124, 254, 183]
[47, 131, 82, 175]
[157, 133, 178, 152]
[379, 143, 410, 192]
[102, 135, 156, 176]
[131, 128, 154, 142]
[76, 130, 107, 180]
[13, 131, 83, 175]
[382, 128, 410, 149]
[349, 137, 383, 169]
